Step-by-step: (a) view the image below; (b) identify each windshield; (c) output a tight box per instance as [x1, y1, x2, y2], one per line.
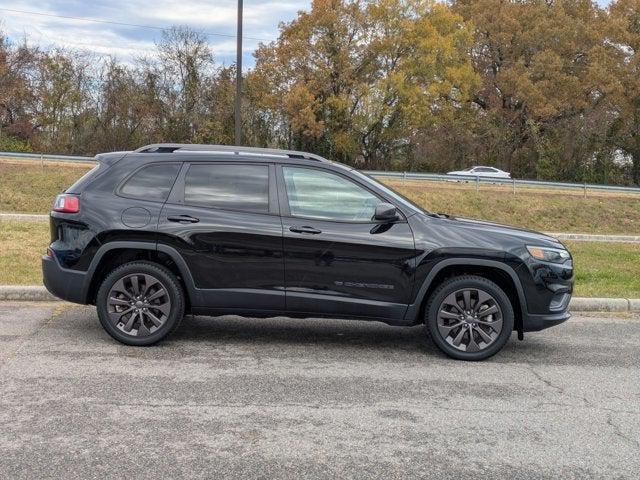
[351, 170, 429, 215]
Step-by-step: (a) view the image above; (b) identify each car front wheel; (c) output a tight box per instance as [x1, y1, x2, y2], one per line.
[425, 275, 514, 361]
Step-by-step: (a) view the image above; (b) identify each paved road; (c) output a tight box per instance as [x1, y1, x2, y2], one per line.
[1, 303, 639, 479]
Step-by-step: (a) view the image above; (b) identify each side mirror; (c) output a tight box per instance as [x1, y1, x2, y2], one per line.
[374, 203, 399, 222]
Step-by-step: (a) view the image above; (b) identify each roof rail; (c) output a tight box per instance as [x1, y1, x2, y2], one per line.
[134, 143, 328, 162]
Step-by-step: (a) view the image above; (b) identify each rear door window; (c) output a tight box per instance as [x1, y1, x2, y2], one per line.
[184, 164, 269, 213]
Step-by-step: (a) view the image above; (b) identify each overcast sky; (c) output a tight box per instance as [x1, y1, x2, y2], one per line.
[0, 1, 311, 68]
[0, 0, 610, 69]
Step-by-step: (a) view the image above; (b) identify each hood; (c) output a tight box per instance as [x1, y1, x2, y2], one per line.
[420, 213, 565, 249]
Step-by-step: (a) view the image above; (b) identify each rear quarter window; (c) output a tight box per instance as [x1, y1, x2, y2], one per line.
[119, 163, 181, 202]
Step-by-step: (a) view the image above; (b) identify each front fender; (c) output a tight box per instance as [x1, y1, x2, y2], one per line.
[403, 258, 528, 325]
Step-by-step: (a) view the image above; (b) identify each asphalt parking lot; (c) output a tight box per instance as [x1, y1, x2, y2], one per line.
[1, 302, 639, 479]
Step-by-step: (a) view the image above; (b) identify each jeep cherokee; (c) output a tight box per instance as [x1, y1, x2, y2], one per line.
[42, 144, 573, 360]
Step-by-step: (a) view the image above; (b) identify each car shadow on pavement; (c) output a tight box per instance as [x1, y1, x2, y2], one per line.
[170, 314, 443, 358]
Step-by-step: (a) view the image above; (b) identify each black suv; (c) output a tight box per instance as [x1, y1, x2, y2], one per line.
[42, 144, 573, 360]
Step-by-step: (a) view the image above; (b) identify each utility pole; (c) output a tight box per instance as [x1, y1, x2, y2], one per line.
[235, 0, 243, 146]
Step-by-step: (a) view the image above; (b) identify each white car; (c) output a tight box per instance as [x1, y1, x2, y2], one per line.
[447, 166, 511, 179]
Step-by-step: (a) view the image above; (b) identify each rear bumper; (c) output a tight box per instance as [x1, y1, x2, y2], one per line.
[42, 254, 88, 304]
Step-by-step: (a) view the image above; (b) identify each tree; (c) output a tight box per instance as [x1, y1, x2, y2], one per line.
[154, 26, 215, 141]
[0, 31, 38, 147]
[609, 0, 640, 184]
[32, 49, 94, 153]
[451, 0, 619, 180]
[252, 0, 477, 169]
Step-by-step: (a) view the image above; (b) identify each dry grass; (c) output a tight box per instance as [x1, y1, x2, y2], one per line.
[383, 179, 640, 234]
[0, 220, 50, 285]
[0, 219, 638, 298]
[0, 161, 93, 213]
[1, 160, 640, 234]
[566, 241, 640, 298]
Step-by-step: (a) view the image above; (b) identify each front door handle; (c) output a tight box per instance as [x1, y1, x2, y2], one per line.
[167, 215, 200, 224]
[289, 225, 322, 234]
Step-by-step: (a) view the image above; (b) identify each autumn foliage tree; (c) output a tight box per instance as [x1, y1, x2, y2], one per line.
[251, 0, 477, 169]
[1, 0, 640, 185]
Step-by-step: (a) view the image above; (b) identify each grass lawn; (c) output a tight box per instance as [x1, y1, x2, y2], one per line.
[567, 241, 640, 298]
[2, 161, 640, 234]
[0, 220, 50, 285]
[383, 179, 640, 235]
[0, 218, 638, 298]
[0, 161, 93, 213]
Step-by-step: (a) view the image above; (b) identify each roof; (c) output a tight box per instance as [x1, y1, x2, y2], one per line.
[133, 143, 329, 163]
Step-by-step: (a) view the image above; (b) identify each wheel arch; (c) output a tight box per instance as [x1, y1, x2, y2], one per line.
[83, 241, 198, 308]
[406, 259, 527, 333]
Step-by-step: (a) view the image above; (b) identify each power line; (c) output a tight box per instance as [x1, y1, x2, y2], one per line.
[0, 7, 272, 42]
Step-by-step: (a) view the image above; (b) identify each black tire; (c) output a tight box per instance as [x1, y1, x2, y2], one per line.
[425, 275, 514, 361]
[96, 261, 185, 346]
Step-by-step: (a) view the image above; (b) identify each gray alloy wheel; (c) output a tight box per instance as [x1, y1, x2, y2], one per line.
[97, 261, 184, 346]
[425, 275, 514, 361]
[436, 288, 503, 353]
[107, 273, 171, 337]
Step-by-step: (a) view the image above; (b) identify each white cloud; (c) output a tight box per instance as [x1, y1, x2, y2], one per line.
[0, 0, 310, 67]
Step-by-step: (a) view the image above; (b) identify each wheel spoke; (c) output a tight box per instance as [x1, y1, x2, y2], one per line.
[462, 290, 472, 311]
[142, 274, 160, 296]
[150, 302, 170, 317]
[145, 310, 163, 327]
[146, 288, 166, 302]
[130, 275, 140, 296]
[123, 311, 138, 332]
[466, 326, 480, 352]
[438, 321, 463, 336]
[111, 278, 134, 300]
[478, 305, 499, 317]
[108, 307, 133, 324]
[477, 318, 503, 333]
[439, 310, 460, 321]
[109, 297, 130, 307]
[473, 291, 492, 312]
[442, 292, 463, 313]
[137, 320, 151, 337]
[452, 327, 466, 347]
[475, 325, 493, 344]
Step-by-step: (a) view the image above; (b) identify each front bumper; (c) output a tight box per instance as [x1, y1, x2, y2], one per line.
[522, 309, 571, 332]
[42, 254, 88, 304]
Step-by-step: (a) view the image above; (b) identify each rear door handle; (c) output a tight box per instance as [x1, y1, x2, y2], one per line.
[289, 225, 322, 234]
[167, 215, 200, 224]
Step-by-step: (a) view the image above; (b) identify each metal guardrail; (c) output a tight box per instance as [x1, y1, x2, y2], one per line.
[0, 151, 94, 163]
[1, 150, 638, 194]
[364, 170, 640, 194]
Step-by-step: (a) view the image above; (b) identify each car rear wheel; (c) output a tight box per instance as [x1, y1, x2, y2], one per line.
[96, 261, 185, 346]
[425, 275, 514, 361]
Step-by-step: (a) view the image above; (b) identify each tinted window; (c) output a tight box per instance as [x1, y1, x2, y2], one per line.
[283, 167, 380, 221]
[184, 164, 269, 212]
[120, 163, 180, 201]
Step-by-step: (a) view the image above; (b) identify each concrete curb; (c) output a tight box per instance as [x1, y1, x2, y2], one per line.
[0, 213, 49, 222]
[0, 286, 57, 301]
[545, 232, 640, 243]
[0, 286, 638, 313]
[569, 297, 632, 312]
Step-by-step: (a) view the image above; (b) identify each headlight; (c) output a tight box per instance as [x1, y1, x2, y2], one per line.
[526, 245, 571, 264]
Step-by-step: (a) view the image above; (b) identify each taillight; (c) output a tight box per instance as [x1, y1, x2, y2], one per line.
[53, 194, 80, 213]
